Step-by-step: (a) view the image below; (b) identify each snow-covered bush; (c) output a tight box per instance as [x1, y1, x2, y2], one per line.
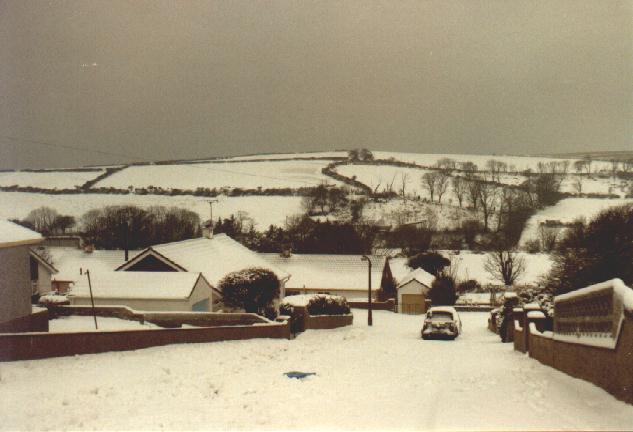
[218, 267, 280, 315]
[38, 293, 69, 306]
[280, 294, 350, 316]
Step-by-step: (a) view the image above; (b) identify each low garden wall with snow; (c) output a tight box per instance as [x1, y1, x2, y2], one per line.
[515, 279, 633, 405]
[281, 294, 353, 333]
[348, 299, 395, 311]
[0, 319, 291, 362]
[46, 305, 268, 328]
[0, 308, 49, 333]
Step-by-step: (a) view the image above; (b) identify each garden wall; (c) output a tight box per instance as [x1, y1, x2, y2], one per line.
[348, 299, 395, 311]
[0, 320, 291, 362]
[47, 305, 268, 327]
[514, 279, 633, 405]
[305, 314, 353, 330]
[0, 308, 49, 333]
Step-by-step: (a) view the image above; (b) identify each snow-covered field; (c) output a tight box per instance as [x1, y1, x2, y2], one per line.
[1, 310, 631, 430]
[519, 197, 633, 245]
[0, 192, 303, 229]
[0, 170, 103, 189]
[94, 160, 340, 190]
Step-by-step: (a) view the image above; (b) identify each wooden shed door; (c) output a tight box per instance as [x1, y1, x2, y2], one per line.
[401, 294, 425, 315]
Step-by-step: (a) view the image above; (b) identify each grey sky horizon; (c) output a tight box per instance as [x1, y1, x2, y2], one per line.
[1, 0, 632, 169]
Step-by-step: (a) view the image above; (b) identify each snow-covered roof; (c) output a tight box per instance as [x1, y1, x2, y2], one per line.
[29, 249, 58, 274]
[69, 271, 208, 300]
[119, 234, 288, 287]
[387, 258, 413, 284]
[0, 219, 42, 248]
[261, 253, 385, 291]
[398, 268, 435, 289]
[48, 247, 139, 282]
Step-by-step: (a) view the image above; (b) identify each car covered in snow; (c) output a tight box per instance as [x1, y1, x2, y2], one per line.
[421, 306, 462, 340]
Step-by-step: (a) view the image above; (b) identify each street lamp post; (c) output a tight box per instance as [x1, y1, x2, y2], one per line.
[361, 255, 372, 326]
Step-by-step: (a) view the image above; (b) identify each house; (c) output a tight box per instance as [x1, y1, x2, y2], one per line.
[396, 268, 435, 314]
[0, 219, 47, 332]
[47, 247, 140, 294]
[29, 247, 58, 296]
[117, 233, 289, 300]
[260, 253, 385, 300]
[68, 272, 216, 312]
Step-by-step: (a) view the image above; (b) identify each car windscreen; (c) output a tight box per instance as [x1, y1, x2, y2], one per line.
[429, 311, 454, 322]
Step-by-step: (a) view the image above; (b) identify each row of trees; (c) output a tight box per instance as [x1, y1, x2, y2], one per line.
[16, 207, 76, 236]
[14, 205, 202, 250]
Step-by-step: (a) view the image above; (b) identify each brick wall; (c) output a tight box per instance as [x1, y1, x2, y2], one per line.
[0, 320, 291, 362]
[306, 314, 353, 330]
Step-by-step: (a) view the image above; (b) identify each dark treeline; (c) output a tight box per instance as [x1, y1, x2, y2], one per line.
[14, 205, 201, 250]
[215, 214, 379, 254]
[82, 206, 201, 249]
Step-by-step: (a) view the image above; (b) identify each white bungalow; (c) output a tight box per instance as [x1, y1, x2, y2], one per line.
[260, 253, 385, 300]
[117, 233, 289, 301]
[68, 272, 217, 312]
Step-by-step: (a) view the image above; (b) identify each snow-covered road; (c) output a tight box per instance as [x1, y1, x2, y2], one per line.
[1, 311, 632, 430]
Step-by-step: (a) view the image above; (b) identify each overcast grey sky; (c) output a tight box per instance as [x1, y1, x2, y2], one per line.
[1, 0, 632, 169]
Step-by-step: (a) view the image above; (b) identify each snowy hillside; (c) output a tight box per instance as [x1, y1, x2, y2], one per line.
[0, 169, 104, 189]
[519, 197, 633, 245]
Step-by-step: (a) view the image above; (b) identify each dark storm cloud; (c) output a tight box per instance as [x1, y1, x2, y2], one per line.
[1, 0, 631, 168]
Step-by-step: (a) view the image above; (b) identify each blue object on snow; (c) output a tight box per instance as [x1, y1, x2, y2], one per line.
[284, 371, 316, 379]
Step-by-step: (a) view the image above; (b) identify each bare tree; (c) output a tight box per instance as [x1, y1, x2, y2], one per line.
[477, 183, 498, 231]
[610, 159, 620, 179]
[452, 176, 467, 208]
[572, 177, 583, 194]
[422, 172, 439, 202]
[573, 159, 585, 174]
[484, 249, 526, 286]
[435, 169, 451, 203]
[399, 172, 409, 199]
[538, 224, 559, 252]
[25, 207, 60, 235]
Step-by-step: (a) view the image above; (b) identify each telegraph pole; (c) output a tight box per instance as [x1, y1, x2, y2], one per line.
[361, 255, 373, 326]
